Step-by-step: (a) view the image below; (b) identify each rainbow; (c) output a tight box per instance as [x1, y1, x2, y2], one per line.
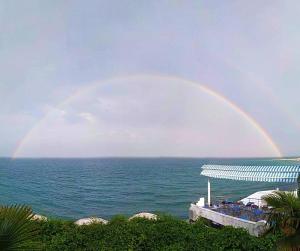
[220, 56, 299, 130]
[13, 74, 282, 158]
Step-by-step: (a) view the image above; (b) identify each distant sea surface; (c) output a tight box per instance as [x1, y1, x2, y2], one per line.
[0, 158, 296, 220]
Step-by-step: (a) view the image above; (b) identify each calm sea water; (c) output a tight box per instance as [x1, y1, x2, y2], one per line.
[0, 158, 296, 220]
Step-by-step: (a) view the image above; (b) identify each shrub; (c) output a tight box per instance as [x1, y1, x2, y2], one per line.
[35, 215, 277, 251]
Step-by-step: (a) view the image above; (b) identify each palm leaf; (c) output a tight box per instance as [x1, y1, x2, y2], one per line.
[0, 205, 40, 250]
[263, 191, 300, 250]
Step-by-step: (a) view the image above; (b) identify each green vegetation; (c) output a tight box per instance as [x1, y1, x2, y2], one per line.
[0, 205, 39, 250]
[0, 204, 280, 250]
[31, 215, 276, 251]
[263, 191, 300, 250]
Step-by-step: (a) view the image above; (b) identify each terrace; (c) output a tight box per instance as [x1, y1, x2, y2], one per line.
[210, 201, 268, 222]
[189, 163, 300, 236]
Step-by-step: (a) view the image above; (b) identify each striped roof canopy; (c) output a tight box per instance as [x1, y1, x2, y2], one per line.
[201, 165, 300, 183]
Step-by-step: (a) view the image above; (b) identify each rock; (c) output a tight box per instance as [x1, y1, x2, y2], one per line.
[129, 212, 157, 220]
[75, 217, 108, 226]
[32, 214, 47, 221]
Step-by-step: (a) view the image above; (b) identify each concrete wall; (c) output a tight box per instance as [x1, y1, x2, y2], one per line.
[189, 204, 267, 237]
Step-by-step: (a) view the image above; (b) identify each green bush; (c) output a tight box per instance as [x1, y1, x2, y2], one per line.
[33, 215, 277, 251]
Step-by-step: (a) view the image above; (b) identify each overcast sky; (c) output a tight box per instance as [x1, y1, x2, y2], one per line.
[1, 0, 300, 157]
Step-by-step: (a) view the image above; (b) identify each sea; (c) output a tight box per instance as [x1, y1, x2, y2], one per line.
[0, 158, 297, 220]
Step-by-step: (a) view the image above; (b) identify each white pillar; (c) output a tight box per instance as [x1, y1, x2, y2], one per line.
[208, 178, 211, 206]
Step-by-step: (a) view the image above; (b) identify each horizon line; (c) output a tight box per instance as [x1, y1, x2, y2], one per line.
[3, 156, 299, 160]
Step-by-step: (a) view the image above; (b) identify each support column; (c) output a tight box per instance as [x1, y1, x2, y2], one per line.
[208, 178, 211, 206]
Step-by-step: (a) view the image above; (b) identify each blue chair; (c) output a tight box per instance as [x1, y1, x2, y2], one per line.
[254, 209, 263, 216]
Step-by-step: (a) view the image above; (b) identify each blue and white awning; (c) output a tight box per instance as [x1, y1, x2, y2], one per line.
[201, 165, 300, 183]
